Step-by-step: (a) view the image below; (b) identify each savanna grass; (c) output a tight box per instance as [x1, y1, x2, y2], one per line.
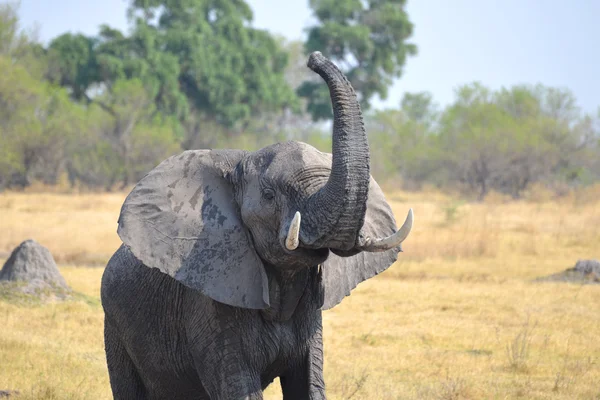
[1, 186, 599, 399]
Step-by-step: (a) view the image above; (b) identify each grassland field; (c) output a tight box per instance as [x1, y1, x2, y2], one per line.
[0, 185, 599, 399]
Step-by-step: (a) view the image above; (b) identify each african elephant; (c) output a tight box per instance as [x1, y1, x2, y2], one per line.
[101, 51, 413, 400]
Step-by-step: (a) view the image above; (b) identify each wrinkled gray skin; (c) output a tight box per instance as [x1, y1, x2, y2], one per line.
[101, 52, 411, 399]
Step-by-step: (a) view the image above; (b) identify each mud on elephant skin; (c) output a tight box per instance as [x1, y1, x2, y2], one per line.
[101, 51, 414, 399]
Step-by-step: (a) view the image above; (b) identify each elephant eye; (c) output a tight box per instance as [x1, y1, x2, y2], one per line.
[262, 188, 275, 201]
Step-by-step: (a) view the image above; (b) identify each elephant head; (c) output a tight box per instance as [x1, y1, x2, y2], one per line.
[116, 52, 413, 311]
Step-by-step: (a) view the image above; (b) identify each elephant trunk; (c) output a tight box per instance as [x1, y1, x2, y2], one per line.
[299, 52, 370, 251]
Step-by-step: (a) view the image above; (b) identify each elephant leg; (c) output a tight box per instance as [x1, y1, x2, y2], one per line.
[280, 326, 326, 400]
[194, 366, 263, 400]
[191, 342, 263, 399]
[104, 319, 147, 399]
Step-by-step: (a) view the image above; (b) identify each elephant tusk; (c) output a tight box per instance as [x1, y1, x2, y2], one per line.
[285, 211, 301, 251]
[359, 208, 414, 252]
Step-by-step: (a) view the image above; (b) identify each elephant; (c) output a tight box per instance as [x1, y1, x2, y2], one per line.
[100, 51, 414, 400]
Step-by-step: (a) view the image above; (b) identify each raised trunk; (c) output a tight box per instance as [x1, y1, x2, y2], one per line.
[299, 52, 370, 251]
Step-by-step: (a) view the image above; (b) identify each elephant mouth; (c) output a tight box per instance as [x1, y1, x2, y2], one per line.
[282, 208, 414, 255]
[281, 239, 330, 261]
[302, 247, 330, 261]
[279, 236, 329, 265]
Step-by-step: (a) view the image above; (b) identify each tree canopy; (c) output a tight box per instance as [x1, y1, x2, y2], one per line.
[47, 0, 298, 129]
[299, 0, 417, 120]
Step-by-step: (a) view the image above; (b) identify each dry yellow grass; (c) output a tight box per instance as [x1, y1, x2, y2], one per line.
[0, 192, 125, 265]
[1, 187, 599, 399]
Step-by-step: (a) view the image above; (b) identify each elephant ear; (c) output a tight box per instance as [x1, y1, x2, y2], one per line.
[117, 149, 270, 309]
[321, 177, 401, 310]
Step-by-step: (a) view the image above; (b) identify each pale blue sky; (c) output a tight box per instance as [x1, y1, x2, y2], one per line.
[17, 0, 600, 114]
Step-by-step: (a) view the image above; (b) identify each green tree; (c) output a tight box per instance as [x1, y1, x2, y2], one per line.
[0, 1, 28, 55]
[127, 0, 298, 127]
[300, 0, 417, 121]
[437, 83, 516, 199]
[366, 101, 440, 188]
[400, 91, 438, 128]
[47, 33, 99, 101]
[97, 23, 189, 121]
[0, 1, 46, 77]
[65, 79, 181, 190]
[47, 0, 298, 132]
[0, 55, 86, 188]
[432, 83, 598, 200]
